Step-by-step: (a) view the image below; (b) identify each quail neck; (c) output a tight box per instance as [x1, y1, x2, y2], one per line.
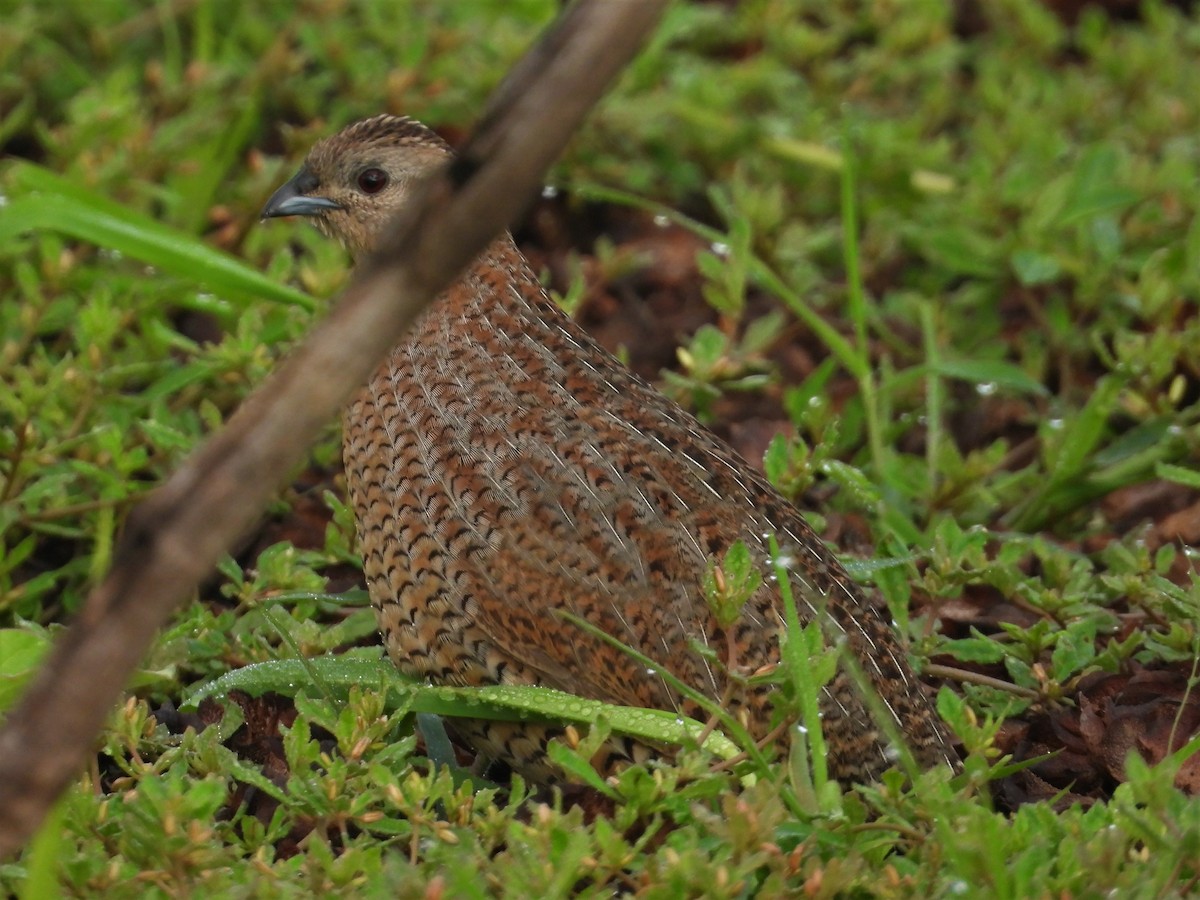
[262, 114, 958, 783]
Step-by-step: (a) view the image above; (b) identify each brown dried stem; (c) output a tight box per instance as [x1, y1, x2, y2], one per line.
[0, 0, 668, 859]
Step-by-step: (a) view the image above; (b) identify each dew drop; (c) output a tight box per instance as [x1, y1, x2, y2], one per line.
[653, 213, 670, 228]
[645, 668, 657, 677]
[541, 184, 558, 199]
[975, 381, 997, 396]
[710, 241, 730, 257]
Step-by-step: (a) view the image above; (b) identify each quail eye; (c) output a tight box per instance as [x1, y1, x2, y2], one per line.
[356, 167, 389, 194]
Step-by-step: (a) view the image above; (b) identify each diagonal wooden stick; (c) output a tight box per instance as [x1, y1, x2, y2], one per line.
[0, 0, 668, 859]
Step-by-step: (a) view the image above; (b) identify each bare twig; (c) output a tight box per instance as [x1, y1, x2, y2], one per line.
[0, 0, 668, 859]
[924, 663, 1042, 700]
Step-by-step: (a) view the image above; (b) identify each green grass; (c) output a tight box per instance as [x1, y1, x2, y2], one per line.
[2, 0, 1200, 895]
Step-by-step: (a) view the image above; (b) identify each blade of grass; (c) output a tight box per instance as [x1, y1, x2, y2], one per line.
[1045, 374, 1122, 483]
[838, 130, 885, 476]
[1157, 462, 1200, 490]
[921, 301, 945, 496]
[183, 652, 741, 760]
[0, 163, 314, 312]
[18, 791, 65, 900]
[769, 533, 830, 796]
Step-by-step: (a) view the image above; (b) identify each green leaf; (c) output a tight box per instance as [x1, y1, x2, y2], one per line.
[684, 325, 728, 370]
[932, 358, 1049, 397]
[1093, 418, 1172, 468]
[0, 162, 314, 312]
[1045, 375, 1122, 480]
[741, 310, 786, 354]
[1051, 627, 1097, 681]
[935, 685, 972, 737]
[762, 433, 791, 486]
[942, 636, 1008, 665]
[840, 554, 918, 579]
[820, 460, 882, 509]
[913, 225, 1002, 278]
[1010, 249, 1062, 286]
[1056, 144, 1140, 226]
[546, 741, 619, 798]
[0, 629, 51, 713]
[704, 539, 763, 628]
[416, 713, 460, 775]
[782, 358, 837, 424]
[1156, 462, 1200, 490]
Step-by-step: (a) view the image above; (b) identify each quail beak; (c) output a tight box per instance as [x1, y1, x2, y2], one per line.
[260, 168, 342, 220]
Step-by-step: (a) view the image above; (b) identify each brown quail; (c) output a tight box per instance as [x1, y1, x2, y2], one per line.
[262, 115, 958, 783]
